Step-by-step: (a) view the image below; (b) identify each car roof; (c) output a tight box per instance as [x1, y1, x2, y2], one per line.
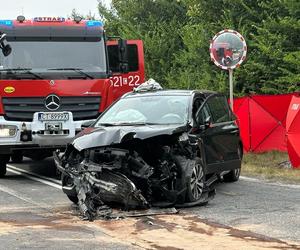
[122, 89, 218, 99]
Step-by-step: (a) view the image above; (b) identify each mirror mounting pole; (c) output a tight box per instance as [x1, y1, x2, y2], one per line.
[229, 69, 234, 109]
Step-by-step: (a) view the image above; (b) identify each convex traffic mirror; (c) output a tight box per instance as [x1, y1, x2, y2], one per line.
[210, 30, 247, 70]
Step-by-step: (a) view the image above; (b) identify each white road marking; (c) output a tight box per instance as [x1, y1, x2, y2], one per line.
[0, 184, 54, 210]
[240, 176, 300, 189]
[6, 164, 300, 191]
[7, 164, 61, 190]
[7, 164, 61, 185]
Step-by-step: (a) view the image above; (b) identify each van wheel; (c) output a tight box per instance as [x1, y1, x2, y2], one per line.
[0, 155, 10, 177]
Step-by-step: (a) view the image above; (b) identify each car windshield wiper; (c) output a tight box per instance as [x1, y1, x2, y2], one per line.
[96, 123, 117, 127]
[47, 68, 94, 79]
[0, 68, 43, 79]
[96, 122, 164, 127]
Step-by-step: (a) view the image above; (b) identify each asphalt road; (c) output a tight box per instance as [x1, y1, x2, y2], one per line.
[187, 176, 300, 242]
[1, 159, 134, 250]
[0, 157, 299, 249]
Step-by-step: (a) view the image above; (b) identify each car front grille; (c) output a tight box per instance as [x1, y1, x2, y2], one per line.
[2, 96, 101, 121]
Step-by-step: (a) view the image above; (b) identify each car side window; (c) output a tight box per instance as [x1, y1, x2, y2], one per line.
[194, 102, 211, 126]
[198, 104, 211, 125]
[206, 96, 231, 123]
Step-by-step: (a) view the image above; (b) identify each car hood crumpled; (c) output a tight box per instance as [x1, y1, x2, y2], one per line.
[72, 124, 187, 151]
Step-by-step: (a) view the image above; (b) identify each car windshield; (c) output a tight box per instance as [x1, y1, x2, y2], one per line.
[95, 95, 190, 126]
[0, 40, 107, 78]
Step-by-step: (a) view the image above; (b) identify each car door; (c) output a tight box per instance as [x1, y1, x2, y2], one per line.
[195, 94, 240, 174]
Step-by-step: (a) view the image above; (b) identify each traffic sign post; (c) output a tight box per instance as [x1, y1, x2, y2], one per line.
[229, 68, 233, 109]
[209, 29, 247, 109]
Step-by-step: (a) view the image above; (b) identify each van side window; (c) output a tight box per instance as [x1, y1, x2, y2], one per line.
[206, 96, 231, 123]
[107, 44, 139, 73]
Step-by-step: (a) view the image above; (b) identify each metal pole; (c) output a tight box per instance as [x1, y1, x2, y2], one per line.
[229, 69, 234, 110]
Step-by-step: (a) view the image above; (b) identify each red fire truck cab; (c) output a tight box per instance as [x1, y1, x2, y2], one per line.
[0, 16, 145, 176]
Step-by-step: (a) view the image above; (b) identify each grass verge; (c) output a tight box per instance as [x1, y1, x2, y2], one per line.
[241, 151, 300, 184]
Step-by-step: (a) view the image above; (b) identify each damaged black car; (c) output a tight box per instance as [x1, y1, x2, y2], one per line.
[54, 84, 243, 220]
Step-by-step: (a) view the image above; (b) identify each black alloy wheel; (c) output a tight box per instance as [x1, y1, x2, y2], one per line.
[186, 160, 205, 202]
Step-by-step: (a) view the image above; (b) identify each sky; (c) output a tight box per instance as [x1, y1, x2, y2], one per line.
[0, 0, 111, 20]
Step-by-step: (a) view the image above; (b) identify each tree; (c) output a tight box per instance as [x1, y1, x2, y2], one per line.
[69, 8, 96, 20]
[98, 0, 188, 85]
[97, 0, 300, 95]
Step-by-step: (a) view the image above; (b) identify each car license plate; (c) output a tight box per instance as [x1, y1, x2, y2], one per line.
[38, 112, 69, 121]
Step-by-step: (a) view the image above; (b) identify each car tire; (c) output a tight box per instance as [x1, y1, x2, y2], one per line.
[185, 159, 205, 202]
[67, 194, 79, 204]
[0, 155, 10, 177]
[223, 146, 243, 182]
[11, 153, 23, 163]
[62, 174, 78, 204]
[223, 167, 241, 182]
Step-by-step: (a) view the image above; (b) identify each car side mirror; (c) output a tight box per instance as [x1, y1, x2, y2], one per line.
[199, 116, 212, 130]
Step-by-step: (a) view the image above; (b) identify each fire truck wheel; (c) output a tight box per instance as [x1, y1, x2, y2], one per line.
[0, 155, 10, 177]
[11, 153, 23, 163]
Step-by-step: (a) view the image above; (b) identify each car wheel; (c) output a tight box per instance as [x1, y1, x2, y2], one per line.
[0, 155, 10, 177]
[223, 167, 241, 182]
[62, 174, 78, 204]
[11, 153, 23, 163]
[186, 160, 205, 202]
[223, 146, 242, 182]
[67, 194, 79, 204]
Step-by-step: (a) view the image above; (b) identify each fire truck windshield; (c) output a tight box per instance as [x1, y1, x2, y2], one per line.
[0, 39, 107, 79]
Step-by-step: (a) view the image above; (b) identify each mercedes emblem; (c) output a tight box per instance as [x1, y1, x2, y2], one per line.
[45, 94, 60, 111]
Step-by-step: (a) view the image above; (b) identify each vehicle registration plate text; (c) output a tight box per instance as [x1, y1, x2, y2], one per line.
[38, 112, 69, 121]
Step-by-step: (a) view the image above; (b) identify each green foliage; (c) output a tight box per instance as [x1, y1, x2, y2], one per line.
[97, 0, 300, 95]
[69, 8, 96, 20]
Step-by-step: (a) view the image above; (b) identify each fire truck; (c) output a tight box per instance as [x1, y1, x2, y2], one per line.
[0, 16, 145, 176]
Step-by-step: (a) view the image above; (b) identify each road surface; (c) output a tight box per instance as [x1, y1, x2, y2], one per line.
[0, 157, 299, 249]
